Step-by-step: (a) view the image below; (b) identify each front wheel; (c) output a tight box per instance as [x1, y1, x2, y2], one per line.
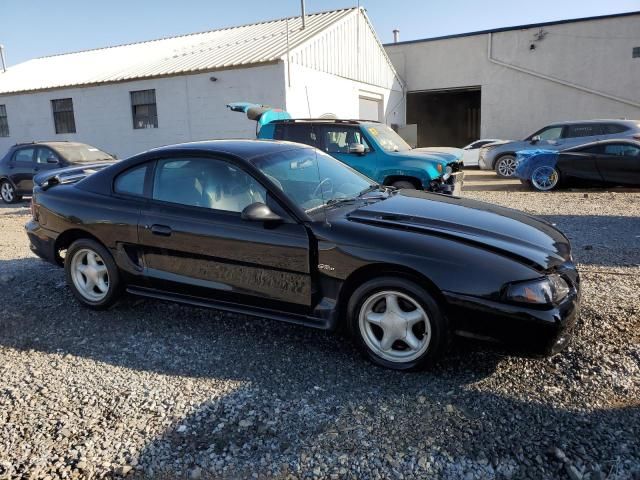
[530, 165, 560, 191]
[495, 155, 517, 178]
[65, 238, 123, 309]
[0, 180, 21, 204]
[347, 277, 448, 370]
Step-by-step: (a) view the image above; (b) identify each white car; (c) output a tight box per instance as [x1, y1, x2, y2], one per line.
[460, 139, 507, 166]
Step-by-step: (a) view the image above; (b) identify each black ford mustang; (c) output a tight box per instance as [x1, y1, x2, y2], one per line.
[26, 140, 580, 370]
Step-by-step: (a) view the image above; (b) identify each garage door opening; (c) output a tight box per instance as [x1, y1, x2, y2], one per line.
[407, 87, 481, 147]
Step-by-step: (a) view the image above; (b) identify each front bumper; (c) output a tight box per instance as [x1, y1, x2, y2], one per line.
[25, 220, 60, 265]
[431, 171, 464, 195]
[443, 285, 580, 356]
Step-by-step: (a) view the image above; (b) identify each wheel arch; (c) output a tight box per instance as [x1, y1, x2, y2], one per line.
[54, 229, 105, 266]
[382, 175, 423, 189]
[336, 263, 447, 326]
[493, 152, 516, 169]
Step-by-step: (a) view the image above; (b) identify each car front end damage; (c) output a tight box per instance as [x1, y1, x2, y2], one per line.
[443, 262, 580, 355]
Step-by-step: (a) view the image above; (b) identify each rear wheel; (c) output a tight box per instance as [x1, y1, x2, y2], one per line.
[0, 180, 21, 204]
[495, 155, 517, 178]
[391, 180, 417, 190]
[347, 277, 448, 370]
[65, 239, 122, 309]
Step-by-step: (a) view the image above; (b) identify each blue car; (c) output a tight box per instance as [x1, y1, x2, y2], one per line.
[515, 139, 640, 191]
[227, 103, 464, 195]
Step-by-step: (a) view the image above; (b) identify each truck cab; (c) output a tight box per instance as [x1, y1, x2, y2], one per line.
[258, 119, 463, 194]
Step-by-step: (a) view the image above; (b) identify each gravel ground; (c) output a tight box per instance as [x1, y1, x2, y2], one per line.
[0, 190, 639, 480]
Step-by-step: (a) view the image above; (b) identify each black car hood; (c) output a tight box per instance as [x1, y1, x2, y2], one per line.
[346, 190, 571, 270]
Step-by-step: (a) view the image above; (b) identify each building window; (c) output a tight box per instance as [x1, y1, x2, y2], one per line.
[0, 105, 8, 137]
[51, 98, 76, 134]
[633, 47, 640, 58]
[131, 89, 158, 129]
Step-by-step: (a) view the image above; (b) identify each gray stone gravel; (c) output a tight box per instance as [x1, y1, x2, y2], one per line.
[0, 190, 638, 480]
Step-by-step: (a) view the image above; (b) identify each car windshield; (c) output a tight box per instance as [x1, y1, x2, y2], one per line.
[53, 144, 114, 163]
[251, 147, 376, 213]
[365, 124, 412, 152]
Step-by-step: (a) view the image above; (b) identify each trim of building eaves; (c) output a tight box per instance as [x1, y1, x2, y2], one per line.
[384, 10, 640, 47]
[0, 60, 281, 97]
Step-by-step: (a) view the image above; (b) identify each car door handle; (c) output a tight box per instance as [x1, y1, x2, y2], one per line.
[150, 224, 172, 236]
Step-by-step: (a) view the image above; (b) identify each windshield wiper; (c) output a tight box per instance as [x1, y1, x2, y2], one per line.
[357, 184, 381, 197]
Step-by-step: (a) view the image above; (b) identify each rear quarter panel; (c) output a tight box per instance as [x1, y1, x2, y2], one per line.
[36, 185, 141, 258]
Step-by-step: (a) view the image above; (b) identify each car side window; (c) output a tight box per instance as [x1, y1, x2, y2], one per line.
[36, 148, 60, 164]
[322, 127, 370, 154]
[602, 144, 640, 156]
[12, 148, 35, 164]
[565, 124, 601, 138]
[602, 124, 629, 135]
[537, 127, 564, 141]
[152, 157, 266, 213]
[576, 145, 602, 154]
[468, 140, 492, 149]
[114, 164, 148, 197]
[282, 124, 317, 148]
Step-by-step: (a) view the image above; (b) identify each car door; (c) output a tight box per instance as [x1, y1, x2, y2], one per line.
[556, 145, 604, 182]
[595, 143, 640, 185]
[7, 147, 36, 194]
[319, 125, 378, 180]
[34, 147, 63, 177]
[138, 155, 313, 310]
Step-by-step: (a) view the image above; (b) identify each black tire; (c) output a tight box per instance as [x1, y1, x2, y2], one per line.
[391, 180, 417, 190]
[494, 155, 517, 178]
[0, 180, 21, 204]
[347, 277, 448, 370]
[64, 238, 123, 310]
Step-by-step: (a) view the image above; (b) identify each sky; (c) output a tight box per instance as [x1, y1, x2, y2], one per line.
[1, 0, 639, 66]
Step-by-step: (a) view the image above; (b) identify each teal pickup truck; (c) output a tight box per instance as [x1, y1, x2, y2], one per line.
[227, 103, 464, 194]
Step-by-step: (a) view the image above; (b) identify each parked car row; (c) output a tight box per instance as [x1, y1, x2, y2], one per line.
[478, 119, 640, 177]
[16, 137, 579, 370]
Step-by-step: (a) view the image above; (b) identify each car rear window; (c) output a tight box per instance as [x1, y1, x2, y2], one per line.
[53, 144, 114, 163]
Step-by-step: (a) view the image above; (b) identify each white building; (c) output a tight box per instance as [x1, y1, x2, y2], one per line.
[385, 11, 640, 147]
[0, 7, 403, 158]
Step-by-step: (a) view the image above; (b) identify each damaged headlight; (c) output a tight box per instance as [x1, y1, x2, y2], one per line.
[505, 274, 570, 305]
[443, 165, 453, 181]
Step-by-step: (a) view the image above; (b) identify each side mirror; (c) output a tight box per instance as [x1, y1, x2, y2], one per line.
[530, 135, 541, 144]
[241, 202, 282, 223]
[348, 143, 366, 154]
[46, 157, 59, 164]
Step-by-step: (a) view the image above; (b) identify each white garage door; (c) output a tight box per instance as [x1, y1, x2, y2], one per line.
[359, 96, 382, 121]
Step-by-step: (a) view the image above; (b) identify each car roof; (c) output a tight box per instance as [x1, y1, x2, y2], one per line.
[269, 118, 382, 126]
[13, 141, 104, 149]
[546, 119, 640, 127]
[144, 139, 312, 159]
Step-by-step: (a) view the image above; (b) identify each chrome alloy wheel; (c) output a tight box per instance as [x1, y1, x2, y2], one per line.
[531, 166, 559, 191]
[497, 156, 517, 177]
[1, 182, 15, 203]
[70, 248, 110, 302]
[358, 290, 431, 363]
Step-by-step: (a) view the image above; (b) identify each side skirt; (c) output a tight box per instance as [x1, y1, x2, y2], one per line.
[126, 286, 335, 330]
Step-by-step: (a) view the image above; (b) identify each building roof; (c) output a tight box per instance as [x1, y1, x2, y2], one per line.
[0, 8, 356, 95]
[384, 10, 640, 46]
